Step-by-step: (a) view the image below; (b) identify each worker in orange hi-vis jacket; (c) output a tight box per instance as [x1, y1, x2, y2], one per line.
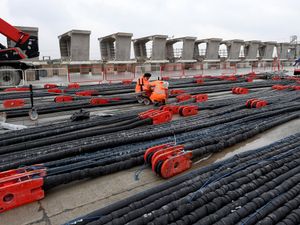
[149, 80, 169, 106]
[135, 73, 152, 105]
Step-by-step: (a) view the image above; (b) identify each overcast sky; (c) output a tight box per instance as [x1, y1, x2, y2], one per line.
[1, 0, 298, 59]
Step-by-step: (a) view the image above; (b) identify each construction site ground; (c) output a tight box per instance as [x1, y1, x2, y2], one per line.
[1, 97, 300, 225]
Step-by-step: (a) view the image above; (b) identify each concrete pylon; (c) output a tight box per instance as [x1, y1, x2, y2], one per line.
[244, 40, 261, 62]
[195, 38, 223, 62]
[296, 44, 300, 58]
[58, 30, 91, 61]
[259, 41, 277, 61]
[133, 35, 168, 63]
[222, 39, 244, 62]
[7, 26, 39, 60]
[166, 37, 197, 63]
[98, 32, 133, 63]
[277, 43, 291, 61]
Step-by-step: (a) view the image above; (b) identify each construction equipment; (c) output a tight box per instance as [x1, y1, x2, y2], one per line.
[0, 18, 39, 86]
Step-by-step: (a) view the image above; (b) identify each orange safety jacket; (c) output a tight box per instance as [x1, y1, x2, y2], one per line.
[135, 76, 150, 93]
[149, 81, 168, 102]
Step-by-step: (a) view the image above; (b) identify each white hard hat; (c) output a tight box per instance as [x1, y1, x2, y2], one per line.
[162, 81, 169, 88]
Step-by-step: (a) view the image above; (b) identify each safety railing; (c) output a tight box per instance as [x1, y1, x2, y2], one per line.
[67, 65, 104, 84]
[24, 68, 68, 86]
[104, 64, 135, 83]
[200, 63, 237, 76]
[135, 64, 161, 80]
[161, 63, 184, 78]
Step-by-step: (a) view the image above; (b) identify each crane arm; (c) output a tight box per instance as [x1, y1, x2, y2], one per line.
[0, 18, 30, 45]
[0, 18, 39, 60]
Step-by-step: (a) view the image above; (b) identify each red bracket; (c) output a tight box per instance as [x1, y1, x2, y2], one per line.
[170, 89, 186, 95]
[160, 151, 193, 178]
[54, 96, 73, 103]
[44, 84, 58, 89]
[176, 94, 192, 102]
[246, 99, 268, 108]
[75, 90, 98, 96]
[90, 98, 109, 105]
[192, 94, 208, 102]
[0, 166, 46, 213]
[144, 144, 173, 164]
[232, 87, 249, 94]
[138, 109, 172, 125]
[3, 99, 25, 108]
[245, 77, 253, 82]
[179, 106, 198, 117]
[67, 83, 80, 89]
[108, 97, 121, 101]
[291, 86, 300, 90]
[195, 79, 204, 84]
[4, 87, 30, 92]
[272, 85, 288, 90]
[160, 105, 180, 114]
[151, 145, 185, 172]
[47, 88, 63, 93]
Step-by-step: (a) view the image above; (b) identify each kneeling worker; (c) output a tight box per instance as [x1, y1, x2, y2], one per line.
[149, 80, 169, 106]
[135, 73, 152, 104]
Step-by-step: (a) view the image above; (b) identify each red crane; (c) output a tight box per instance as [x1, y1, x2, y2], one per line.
[0, 18, 39, 85]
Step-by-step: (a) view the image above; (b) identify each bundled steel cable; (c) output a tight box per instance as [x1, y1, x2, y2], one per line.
[63, 133, 300, 225]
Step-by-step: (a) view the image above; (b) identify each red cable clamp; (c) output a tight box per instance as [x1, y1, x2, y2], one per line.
[179, 105, 198, 117]
[144, 144, 173, 164]
[245, 99, 268, 108]
[160, 105, 180, 114]
[67, 83, 80, 89]
[54, 96, 73, 102]
[147, 144, 193, 179]
[75, 90, 98, 96]
[44, 84, 57, 89]
[170, 89, 186, 95]
[195, 79, 204, 84]
[176, 94, 192, 102]
[0, 165, 46, 213]
[90, 98, 109, 105]
[4, 87, 30, 92]
[271, 85, 288, 90]
[232, 87, 249, 94]
[3, 99, 25, 108]
[192, 94, 208, 102]
[47, 88, 63, 93]
[139, 109, 172, 125]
